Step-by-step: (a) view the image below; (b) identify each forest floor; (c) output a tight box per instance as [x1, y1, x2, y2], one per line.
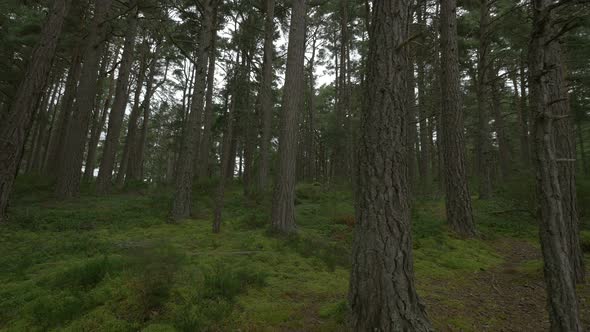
[0, 176, 589, 331]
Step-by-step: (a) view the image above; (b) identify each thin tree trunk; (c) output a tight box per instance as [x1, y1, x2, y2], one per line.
[44, 47, 83, 176]
[170, 0, 220, 220]
[132, 47, 165, 182]
[0, 0, 72, 222]
[440, 0, 476, 236]
[197, 15, 219, 181]
[96, 2, 139, 194]
[117, 39, 149, 186]
[32, 74, 61, 172]
[270, 0, 306, 234]
[417, 0, 431, 193]
[491, 65, 510, 179]
[213, 66, 239, 233]
[84, 45, 120, 181]
[476, 0, 493, 199]
[256, 0, 276, 192]
[56, 0, 113, 198]
[349, 1, 433, 330]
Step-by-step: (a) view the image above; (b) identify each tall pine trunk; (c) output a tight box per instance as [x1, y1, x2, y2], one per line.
[349, 1, 433, 330]
[171, 0, 220, 220]
[257, 0, 276, 192]
[96, 2, 139, 194]
[529, 0, 583, 327]
[439, 0, 476, 236]
[270, 0, 306, 233]
[56, 0, 113, 198]
[0, 0, 72, 222]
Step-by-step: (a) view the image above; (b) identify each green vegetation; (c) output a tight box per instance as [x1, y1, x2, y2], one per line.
[0, 176, 588, 331]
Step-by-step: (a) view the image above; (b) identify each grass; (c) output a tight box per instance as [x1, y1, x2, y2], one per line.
[0, 175, 588, 331]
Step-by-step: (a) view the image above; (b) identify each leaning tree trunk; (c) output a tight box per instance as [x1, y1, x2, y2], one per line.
[44, 47, 82, 176]
[96, 2, 138, 194]
[270, 0, 306, 234]
[0, 0, 72, 222]
[439, 0, 476, 236]
[55, 0, 113, 198]
[529, 0, 583, 329]
[170, 0, 220, 221]
[348, 1, 433, 330]
[256, 0, 276, 192]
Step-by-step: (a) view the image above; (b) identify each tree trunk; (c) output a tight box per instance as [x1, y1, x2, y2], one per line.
[406, 48, 418, 192]
[56, 0, 113, 198]
[84, 45, 120, 181]
[130, 46, 163, 182]
[270, 0, 306, 234]
[213, 64, 239, 233]
[170, 0, 220, 220]
[417, 0, 431, 193]
[349, 1, 433, 330]
[0, 0, 72, 222]
[256, 0, 276, 192]
[197, 15, 219, 181]
[306, 28, 318, 182]
[96, 2, 138, 194]
[529, 1, 583, 327]
[31, 74, 62, 172]
[439, 0, 476, 236]
[117, 39, 149, 186]
[475, 0, 493, 199]
[491, 65, 510, 179]
[44, 47, 83, 176]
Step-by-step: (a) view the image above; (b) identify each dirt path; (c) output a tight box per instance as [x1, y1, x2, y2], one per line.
[426, 238, 590, 331]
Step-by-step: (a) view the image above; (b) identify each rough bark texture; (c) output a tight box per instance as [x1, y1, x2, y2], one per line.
[96, 3, 138, 194]
[55, 0, 113, 198]
[170, 0, 219, 221]
[256, 0, 276, 192]
[270, 0, 306, 234]
[517, 61, 531, 167]
[529, 0, 583, 330]
[348, 1, 433, 330]
[0, 0, 72, 222]
[439, 0, 476, 236]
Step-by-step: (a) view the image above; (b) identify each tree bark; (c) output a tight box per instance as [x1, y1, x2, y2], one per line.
[491, 65, 510, 179]
[117, 39, 149, 186]
[439, 0, 476, 236]
[83, 45, 120, 182]
[44, 47, 83, 176]
[170, 0, 220, 220]
[256, 0, 276, 192]
[55, 0, 114, 198]
[197, 14, 219, 181]
[529, 1, 583, 328]
[475, 0, 493, 199]
[270, 0, 306, 234]
[96, 2, 138, 194]
[417, 0, 431, 193]
[0, 0, 72, 222]
[349, 1, 433, 330]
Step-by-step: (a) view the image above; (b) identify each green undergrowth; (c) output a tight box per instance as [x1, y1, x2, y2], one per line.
[0, 175, 570, 331]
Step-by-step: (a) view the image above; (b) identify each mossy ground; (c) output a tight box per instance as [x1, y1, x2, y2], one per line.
[0, 176, 589, 331]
